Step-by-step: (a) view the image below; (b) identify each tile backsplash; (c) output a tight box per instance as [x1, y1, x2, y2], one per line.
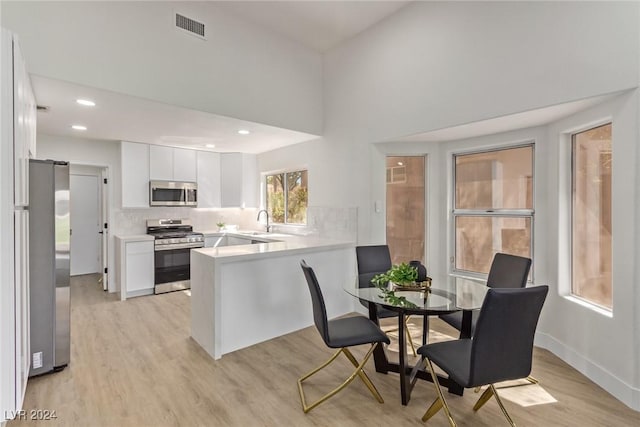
[112, 208, 260, 236]
[112, 205, 357, 242]
[304, 206, 358, 242]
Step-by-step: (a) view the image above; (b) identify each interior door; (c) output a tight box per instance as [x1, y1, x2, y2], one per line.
[70, 174, 100, 275]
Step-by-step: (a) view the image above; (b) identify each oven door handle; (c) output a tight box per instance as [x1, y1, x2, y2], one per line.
[155, 243, 204, 251]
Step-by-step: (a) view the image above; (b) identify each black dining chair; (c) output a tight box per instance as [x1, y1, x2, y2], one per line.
[298, 260, 390, 413]
[439, 253, 532, 335]
[439, 253, 537, 388]
[418, 285, 548, 426]
[356, 245, 419, 356]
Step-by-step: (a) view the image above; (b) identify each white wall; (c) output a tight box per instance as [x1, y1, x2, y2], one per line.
[323, 1, 638, 143]
[539, 93, 639, 409]
[2, 1, 322, 134]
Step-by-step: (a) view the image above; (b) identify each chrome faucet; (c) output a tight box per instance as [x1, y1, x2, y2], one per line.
[257, 209, 271, 233]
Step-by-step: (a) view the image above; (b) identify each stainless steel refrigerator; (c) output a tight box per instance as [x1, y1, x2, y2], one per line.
[28, 159, 70, 376]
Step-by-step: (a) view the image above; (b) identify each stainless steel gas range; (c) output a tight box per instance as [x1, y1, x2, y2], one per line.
[146, 219, 204, 294]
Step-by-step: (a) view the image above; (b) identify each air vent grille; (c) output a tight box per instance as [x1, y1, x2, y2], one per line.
[176, 13, 205, 39]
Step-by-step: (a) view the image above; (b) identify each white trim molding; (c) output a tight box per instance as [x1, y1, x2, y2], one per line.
[535, 332, 640, 411]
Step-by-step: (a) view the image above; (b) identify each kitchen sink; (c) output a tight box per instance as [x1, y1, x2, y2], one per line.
[237, 231, 289, 238]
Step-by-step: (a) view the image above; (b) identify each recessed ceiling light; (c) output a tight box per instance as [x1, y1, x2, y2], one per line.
[76, 99, 96, 107]
[71, 125, 87, 131]
[205, 144, 215, 148]
[238, 129, 250, 135]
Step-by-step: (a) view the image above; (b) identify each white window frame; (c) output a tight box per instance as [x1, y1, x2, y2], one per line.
[265, 169, 308, 225]
[451, 142, 535, 280]
[568, 122, 613, 312]
[557, 115, 614, 318]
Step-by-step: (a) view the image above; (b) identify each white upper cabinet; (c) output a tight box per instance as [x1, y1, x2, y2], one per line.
[220, 153, 242, 207]
[149, 145, 197, 182]
[220, 153, 257, 208]
[12, 39, 35, 207]
[121, 142, 150, 208]
[149, 145, 173, 181]
[197, 151, 221, 208]
[122, 143, 252, 209]
[173, 148, 197, 182]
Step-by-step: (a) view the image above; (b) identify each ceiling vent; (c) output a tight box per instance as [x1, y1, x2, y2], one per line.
[36, 105, 50, 112]
[175, 13, 206, 40]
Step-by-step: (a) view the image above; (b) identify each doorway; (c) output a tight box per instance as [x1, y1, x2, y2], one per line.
[69, 164, 109, 290]
[385, 156, 426, 265]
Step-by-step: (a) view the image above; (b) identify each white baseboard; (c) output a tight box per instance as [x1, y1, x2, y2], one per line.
[126, 288, 154, 298]
[535, 332, 640, 411]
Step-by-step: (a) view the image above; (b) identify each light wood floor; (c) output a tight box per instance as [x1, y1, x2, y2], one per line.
[10, 274, 640, 426]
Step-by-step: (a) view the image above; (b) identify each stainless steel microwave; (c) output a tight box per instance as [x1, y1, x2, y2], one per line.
[149, 180, 197, 207]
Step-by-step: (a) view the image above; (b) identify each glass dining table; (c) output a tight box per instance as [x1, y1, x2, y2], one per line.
[344, 276, 489, 405]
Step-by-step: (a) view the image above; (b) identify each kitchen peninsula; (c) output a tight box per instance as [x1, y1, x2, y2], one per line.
[190, 233, 355, 360]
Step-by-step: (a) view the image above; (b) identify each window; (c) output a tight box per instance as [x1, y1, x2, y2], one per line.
[386, 165, 407, 184]
[571, 123, 612, 309]
[386, 156, 425, 264]
[266, 170, 308, 225]
[453, 145, 534, 276]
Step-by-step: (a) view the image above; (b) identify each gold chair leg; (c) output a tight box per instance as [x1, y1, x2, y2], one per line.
[472, 386, 494, 411]
[473, 384, 516, 426]
[422, 398, 444, 423]
[297, 344, 383, 413]
[492, 375, 540, 391]
[490, 384, 516, 427]
[342, 347, 384, 403]
[405, 316, 417, 357]
[422, 359, 456, 426]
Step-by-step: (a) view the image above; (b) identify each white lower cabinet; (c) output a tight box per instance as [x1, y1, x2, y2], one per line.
[204, 235, 226, 248]
[116, 237, 154, 300]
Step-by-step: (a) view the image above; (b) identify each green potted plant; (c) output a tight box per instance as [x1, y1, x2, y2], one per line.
[216, 221, 225, 231]
[371, 262, 418, 288]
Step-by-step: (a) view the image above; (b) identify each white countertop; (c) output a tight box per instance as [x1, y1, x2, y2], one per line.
[199, 229, 285, 239]
[193, 233, 353, 263]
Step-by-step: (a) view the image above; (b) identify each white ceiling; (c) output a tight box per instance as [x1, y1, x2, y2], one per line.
[215, 1, 410, 52]
[390, 92, 625, 143]
[33, 75, 319, 154]
[33, 1, 411, 152]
